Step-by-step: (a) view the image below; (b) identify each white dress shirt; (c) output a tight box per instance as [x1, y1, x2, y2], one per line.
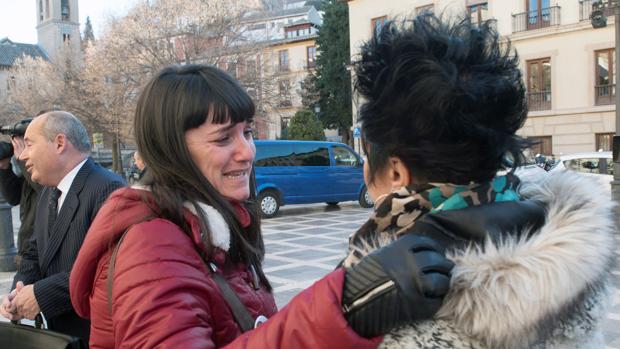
[55, 158, 88, 212]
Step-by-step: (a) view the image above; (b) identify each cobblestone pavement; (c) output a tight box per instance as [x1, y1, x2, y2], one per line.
[3, 203, 620, 346]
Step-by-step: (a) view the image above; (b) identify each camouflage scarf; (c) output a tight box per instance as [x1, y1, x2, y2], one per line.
[344, 173, 521, 266]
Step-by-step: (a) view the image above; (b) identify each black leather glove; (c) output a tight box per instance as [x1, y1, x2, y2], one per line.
[342, 234, 454, 338]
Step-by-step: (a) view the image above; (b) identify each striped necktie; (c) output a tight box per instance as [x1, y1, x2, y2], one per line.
[48, 188, 62, 234]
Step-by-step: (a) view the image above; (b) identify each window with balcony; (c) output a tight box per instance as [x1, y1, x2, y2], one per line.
[307, 46, 317, 69]
[227, 61, 237, 79]
[246, 59, 258, 80]
[527, 58, 552, 111]
[468, 2, 489, 26]
[528, 0, 550, 29]
[513, 0, 560, 33]
[278, 80, 292, 107]
[6, 76, 16, 92]
[595, 48, 615, 106]
[528, 136, 553, 156]
[596, 133, 614, 152]
[278, 50, 289, 72]
[371, 16, 387, 36]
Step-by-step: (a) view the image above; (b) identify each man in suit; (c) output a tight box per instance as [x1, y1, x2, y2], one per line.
[0, 111, 125, 343]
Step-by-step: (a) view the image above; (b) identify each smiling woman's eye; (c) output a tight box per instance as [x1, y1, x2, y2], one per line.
[244, 129, 253, 138]
[215, 136, 230, 144]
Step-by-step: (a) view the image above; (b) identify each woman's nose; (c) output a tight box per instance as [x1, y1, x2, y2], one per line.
[234, 137, 254, 162]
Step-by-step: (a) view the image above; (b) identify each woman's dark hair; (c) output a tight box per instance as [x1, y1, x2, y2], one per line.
[355, 14, 532, 184]
[134, 64, 270, 290]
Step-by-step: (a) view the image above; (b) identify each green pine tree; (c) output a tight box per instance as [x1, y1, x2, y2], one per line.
[315, 0, 352, 145]
[288, 109, 326, 141]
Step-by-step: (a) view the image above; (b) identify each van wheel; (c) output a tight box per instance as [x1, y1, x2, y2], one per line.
[259, 190, 280, 218]
[326, 202, 339, 206]
[359, 186, 374, 208]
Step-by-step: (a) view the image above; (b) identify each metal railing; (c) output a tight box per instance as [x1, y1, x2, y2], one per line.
[580, 0, 616, 21]
[527, 90, 552, 110]
[596, 84, 616, 105]
[512, 6, 561, 33]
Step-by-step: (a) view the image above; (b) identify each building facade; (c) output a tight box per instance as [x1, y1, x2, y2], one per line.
[347, 0, 615, 156]
[262, 34, 318, 139]
[242, 6, 322, 139]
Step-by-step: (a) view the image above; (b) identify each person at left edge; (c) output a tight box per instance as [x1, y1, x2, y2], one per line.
[0, 122, 42, 266]
[0, 111, 125, 344]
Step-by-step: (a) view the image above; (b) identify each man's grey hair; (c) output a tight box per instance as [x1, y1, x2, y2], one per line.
[40, 111, 91, 153]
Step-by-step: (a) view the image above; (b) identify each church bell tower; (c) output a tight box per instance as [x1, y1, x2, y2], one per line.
[35, 0, 80, 62]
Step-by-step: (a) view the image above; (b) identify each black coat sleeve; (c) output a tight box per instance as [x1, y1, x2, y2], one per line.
[12, 231, 42, 289]
[0, 165, 24, 206]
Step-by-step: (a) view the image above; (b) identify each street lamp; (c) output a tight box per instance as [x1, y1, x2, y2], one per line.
[590, 0, 620, 215]
[0, 191, 17, 271]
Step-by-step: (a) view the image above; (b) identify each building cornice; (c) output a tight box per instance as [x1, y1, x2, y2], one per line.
[528, 105, 615, 118]
[266, 35, 318, 47]
[36, 19, 80, 30]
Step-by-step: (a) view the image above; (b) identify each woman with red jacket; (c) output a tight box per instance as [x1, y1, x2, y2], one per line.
[69, 64, 453, 348]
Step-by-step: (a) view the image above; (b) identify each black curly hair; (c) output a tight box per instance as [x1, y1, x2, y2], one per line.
[355, 14, 531, 184]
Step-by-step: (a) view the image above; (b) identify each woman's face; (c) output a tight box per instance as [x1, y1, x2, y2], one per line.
[185, 119, 255, 202]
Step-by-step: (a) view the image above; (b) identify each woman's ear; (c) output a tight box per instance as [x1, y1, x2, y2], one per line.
[388, 157, 411, 188]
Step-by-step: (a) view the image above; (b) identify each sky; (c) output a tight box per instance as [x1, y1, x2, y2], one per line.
[0, 0, 140, 44]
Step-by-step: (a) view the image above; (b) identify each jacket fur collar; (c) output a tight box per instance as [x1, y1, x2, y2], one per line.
[358, 170, 616, 348]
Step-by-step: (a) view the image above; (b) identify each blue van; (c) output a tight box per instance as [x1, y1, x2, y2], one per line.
[254, 140, 373, 218]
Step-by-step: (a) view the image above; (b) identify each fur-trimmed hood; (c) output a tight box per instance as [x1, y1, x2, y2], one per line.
[359, 170, 616, 348]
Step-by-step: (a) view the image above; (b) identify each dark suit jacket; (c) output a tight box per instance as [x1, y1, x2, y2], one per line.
[13, 158, 125, 341]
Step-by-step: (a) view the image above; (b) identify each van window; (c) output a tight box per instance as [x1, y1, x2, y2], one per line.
[295, 144, 330, 166]
[333, 146, 359, 167]
[255, 143, 296, 167]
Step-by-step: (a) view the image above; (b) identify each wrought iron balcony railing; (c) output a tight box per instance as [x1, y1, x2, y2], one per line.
[512, 6, 561, 33]
[580, 0, 616, 21]
[595, 84, 616, 105]
[527, 90, 552, 111]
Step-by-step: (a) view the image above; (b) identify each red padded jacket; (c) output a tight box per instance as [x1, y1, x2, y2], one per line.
[70, 187, 381, 349]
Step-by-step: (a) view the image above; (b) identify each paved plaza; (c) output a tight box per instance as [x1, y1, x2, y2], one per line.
[2, 203, 620, 346]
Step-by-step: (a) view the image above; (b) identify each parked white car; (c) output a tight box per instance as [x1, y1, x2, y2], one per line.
[550, 151, 613, 191]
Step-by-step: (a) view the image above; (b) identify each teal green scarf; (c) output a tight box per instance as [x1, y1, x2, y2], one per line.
[348, 173, 521, 257]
